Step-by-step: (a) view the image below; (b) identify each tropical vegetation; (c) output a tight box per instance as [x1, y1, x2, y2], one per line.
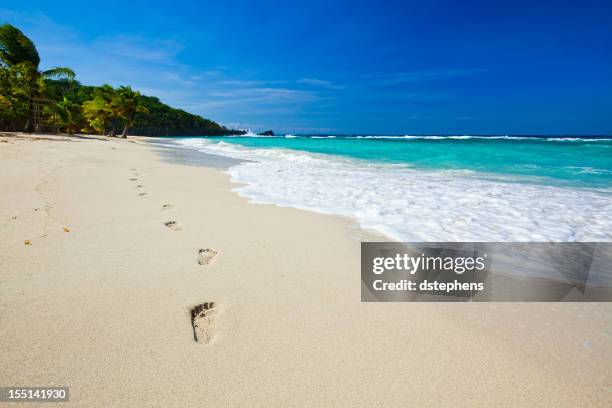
[0, 23, 242, 136]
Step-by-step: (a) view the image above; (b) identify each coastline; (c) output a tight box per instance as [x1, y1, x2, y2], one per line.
[1, 133, 611, 407]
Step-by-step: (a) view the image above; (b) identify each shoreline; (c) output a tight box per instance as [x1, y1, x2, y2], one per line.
[168, 135, 612, 242]
[144, 135, 392, 243]
[1, 133, 611, 407]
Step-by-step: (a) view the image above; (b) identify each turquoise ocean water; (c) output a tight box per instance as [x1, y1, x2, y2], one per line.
[201, 135, 612, 189]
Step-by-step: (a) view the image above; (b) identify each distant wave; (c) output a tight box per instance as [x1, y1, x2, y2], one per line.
[544, 137, 612, 142]
[230, 130, 279, 138]
[349, 135, 612, 142]
[230, 134, 612, 141]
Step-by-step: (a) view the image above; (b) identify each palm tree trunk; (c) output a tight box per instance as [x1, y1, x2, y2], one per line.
[24, 91, 34, 133]
[121, 112, 134, 138]
[109, 122, 117, 137]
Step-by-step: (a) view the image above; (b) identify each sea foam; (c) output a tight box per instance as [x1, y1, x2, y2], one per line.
[175, 138, 612, 242]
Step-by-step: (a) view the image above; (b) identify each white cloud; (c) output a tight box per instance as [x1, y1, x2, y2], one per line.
[92, 35, 183, 62]
[296, 77, 342, 89]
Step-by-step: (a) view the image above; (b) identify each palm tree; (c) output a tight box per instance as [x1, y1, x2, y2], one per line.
[116, 86, 147, 138]
[54, 96, 82, 134]
[106, 87, 126, 137]
[0, 64, 27, 129]
[82, 86, 114, 135]
[0, 24, 75, 132]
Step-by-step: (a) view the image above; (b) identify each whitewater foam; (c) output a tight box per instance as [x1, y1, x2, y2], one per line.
[174, 138, 612, 242]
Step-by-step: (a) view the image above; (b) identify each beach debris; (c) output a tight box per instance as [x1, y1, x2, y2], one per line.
[198, 248, 218, 265]
[24, 239, 31, 245]
[63, 226, 70, 232]
[164, 221, 181, 231]
[190, 302, 217, 343]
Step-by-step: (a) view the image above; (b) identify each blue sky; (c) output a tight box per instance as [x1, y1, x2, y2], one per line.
[2, 1, 612, 134]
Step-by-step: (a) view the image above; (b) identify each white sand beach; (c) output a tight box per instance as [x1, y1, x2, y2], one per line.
[1, 133, 610, 407]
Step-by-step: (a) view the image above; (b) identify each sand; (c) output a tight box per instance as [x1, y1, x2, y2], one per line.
[0, 133, 610, 407]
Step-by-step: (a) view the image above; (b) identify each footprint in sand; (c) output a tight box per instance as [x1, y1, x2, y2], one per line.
[130, 178, 138, 181]
[164, 221, 182, 231]
[136, 184, 145, 188]
[190, 302, 217, 343]
[198, 248, 218, 265]
[138, 192, 147, 196]
[162, 204, 174, 210]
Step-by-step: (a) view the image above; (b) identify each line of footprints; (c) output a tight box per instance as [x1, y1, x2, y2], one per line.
[129, 168, 219, 344]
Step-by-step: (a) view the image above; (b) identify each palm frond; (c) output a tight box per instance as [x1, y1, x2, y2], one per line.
[0, 24, 40, 67]
[41, 67, 76, 80]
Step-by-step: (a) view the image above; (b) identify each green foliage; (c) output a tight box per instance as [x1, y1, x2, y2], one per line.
[82, 86, 116, 134]
[45, 81, 241, 136]
[114, 86, 143, 137]
[54, 96, 82, 134]
[41, 67, 75, 80]
[0, 64, 26, 124]
[82, 99, 102, 133]
[131, 94, 238, 136]
[0, 24, 77, 132]
[0, 23, 243, 136]
[0, 24, 40, 67]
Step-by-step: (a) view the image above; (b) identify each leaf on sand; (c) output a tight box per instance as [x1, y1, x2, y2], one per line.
[24, 239, 31, 245]
[63, 227, 70, 232]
